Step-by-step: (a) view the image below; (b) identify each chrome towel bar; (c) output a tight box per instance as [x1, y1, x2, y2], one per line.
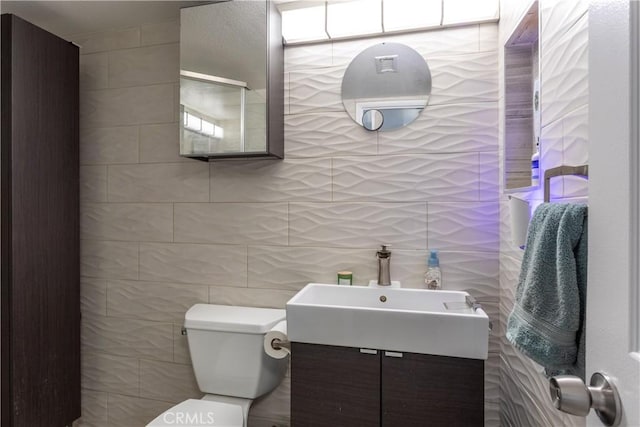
[544, 165, 589, 202]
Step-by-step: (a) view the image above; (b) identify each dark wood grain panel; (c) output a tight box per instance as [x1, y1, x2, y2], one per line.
[1, 14, 80, 427]
[291, 342, 380, 427]
[381, 352, 484, 427]
[1, 14, 14, 427]
[267, 0, 284, 158]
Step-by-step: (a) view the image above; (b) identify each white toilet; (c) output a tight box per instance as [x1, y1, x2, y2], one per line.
[147, 304, 288, 427]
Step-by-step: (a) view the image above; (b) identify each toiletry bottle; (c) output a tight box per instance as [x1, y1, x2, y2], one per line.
[531, 143, 540, 186]
[337, 271, 353, 286]
[424, 250, 442, 290]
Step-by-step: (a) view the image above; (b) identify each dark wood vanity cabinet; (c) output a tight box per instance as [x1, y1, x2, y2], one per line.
[291, 343, 484, 427]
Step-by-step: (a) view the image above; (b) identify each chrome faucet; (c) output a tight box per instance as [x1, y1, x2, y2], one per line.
[376, 244, 392, 286]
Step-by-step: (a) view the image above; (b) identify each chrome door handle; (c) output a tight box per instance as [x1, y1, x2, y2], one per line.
[549, 372, 621, 426]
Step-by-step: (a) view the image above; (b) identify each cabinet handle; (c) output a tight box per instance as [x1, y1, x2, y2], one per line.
[384, 351, 403, 358]
[359, 348, 378, 355]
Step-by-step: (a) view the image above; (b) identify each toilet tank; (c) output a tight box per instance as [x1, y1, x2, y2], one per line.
[184, 304, 288, 399]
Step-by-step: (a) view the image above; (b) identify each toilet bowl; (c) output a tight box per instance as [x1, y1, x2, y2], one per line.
[146, 304, 288, 427]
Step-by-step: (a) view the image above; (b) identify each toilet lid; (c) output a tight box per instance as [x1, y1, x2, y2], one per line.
[146, 399, 243, 427]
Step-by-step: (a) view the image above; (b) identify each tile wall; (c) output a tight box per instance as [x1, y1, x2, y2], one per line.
[73, 20, 501, 427]
[498, 0, 589, 425]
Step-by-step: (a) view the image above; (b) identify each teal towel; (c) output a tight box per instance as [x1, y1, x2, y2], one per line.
[506, 203, 588, 379]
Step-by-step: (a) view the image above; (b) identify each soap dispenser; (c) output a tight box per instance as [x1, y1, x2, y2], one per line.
[424, 250, 442, 290]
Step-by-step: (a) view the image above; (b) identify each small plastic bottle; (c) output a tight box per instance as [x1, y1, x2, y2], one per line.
[424, 250, 442, 290]
[531, 143, 540, 187]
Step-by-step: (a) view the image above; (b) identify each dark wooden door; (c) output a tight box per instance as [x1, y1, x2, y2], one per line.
[291, 343, 380, 427]
[381, 352, 484, 427]
[1, 14, 80, 427]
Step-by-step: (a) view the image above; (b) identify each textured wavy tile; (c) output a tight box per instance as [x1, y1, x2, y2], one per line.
[285, 112, 377, 157]
[81, 166, 107, 202]
[80, 126, 138, 165]
[289, 202, 427, 249]
[562, 105, 589, 165]
[483, 303, 501, 354]
[331, 26, 480, 67]
[288, 66, 344, 114]
[81, 84, 174, 128]
[485, 352, 501, 403]
[141, 21, 180, 46]
[333, 153, 480, 201]
[174, 203, 288, 245]
[78, 389, 108, 427]
[428, 202, 500, 252]
[72, 28, 140, 54]
[107, 394, 175, 427]
[500, 355, 552, 427]
[284, 72, 290, 115]
[249, 246, 500, 292]
[485, 401, 500, 427]
[108, 163, 209, 203]
[107, 280, 208, 322]
[479, 23, 499, 52]
[410, 251, 500, 298]
[80, 52, 108, 90]
[248, 246, 377, 290]
[139, 122, 191, 163]
[81, 352, 139, 395]
[540, 118, 565, 199]
[209, 286, 296, 309]
[479, 152, 500, 201]
[249, 376, 291, 423]
[429, 52, 498, 105]
[108, 44, 179, 88]
[561, 105, 589, 198]
[81, 203, 173, 242]
[82, 314, 173, 361]
[140, 359, 202, 403]
[378, 103, 498, 154]
[173, 323, 191, 364]
[540, 14, 588, 127]
[81, 278, 107, 316]
[540, 0, 588, 54]
[81, 240, 138, 280]
[139, 243, 247, 286]
[284, 43, 332, 71]
[210, 158, 331, 202]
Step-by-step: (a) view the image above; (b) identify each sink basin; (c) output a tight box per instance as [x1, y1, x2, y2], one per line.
[286, 284, 489, 360]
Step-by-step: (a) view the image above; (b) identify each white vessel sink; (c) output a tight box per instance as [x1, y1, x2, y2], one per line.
[286, 283, 489, 360]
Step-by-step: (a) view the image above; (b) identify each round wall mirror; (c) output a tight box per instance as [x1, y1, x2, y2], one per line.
[341, 42, 431, 132]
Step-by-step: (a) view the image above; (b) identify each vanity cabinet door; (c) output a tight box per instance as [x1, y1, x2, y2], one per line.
[291, 342, 380, 427]
[381, 352, 484, 427]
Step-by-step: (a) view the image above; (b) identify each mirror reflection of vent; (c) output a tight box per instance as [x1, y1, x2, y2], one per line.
[183, 110, 224, 139]
[375, 55, 398, 74]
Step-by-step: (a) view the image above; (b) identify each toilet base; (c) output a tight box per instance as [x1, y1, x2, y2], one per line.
[201, 394, 253, 427]
[146, 395, 252, 427]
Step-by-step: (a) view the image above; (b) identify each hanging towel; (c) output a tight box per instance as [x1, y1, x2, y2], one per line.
[506, 203, 588, 379]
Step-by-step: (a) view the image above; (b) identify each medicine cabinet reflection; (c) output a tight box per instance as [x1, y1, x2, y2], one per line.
[180, 0, 284, 160]
[504, 1, 540, 189]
